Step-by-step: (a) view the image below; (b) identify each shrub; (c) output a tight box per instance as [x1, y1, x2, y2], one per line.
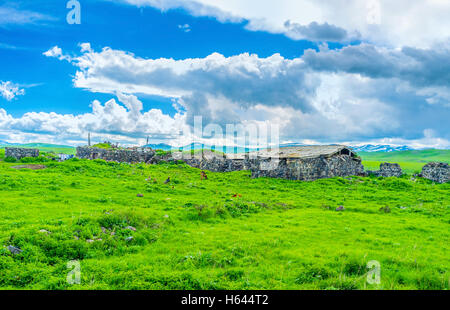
[295, 266, 334, 284]
[20, 156, 51, 163]
[4, 156, 17, 163]
[223, 269, 245, 281]
[155, 149, 171, 156]
[92, 143, 112, 149]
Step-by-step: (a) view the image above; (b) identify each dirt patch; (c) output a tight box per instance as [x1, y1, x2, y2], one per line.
[11, 165, 47, 170]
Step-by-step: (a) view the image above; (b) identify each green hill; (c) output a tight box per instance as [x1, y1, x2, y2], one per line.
[359, 149, 450, 174]
[19, 143, 74, 149]
[1, 143, 76, 155]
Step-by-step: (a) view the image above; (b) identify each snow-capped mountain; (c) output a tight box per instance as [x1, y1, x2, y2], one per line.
[350, 145, 412, 153]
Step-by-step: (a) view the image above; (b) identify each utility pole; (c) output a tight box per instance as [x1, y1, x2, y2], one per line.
[88, 132, 91, 146]
[146, 136, 149, 146]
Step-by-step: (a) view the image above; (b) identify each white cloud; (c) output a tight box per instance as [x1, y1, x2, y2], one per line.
[0, 81, 25, 101]
[0, 94, 187, 146]
[0, 5, 55, 26]
[43, 46, 72, 61]
[41, 43, 450, 147]
[120, 0, 450, 47]
[178, 24, 191, 32]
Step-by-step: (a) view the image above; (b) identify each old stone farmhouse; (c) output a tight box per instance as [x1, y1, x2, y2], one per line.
[244, 145, 364, 181]
[5, 147, 39, 160]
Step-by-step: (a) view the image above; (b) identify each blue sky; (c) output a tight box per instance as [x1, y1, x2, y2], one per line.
[0, 0, 318, 116]
[0, 0, 449, 148]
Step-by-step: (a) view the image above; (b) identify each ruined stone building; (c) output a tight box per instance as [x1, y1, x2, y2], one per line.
[76, 145, 365, 181]
[421, 162, 449, 184]
[244, 145, 365, 181]
[367, 163, 403, 177]
[74, 144, 449, 183]
[174, 150, 246, 172]
[5, 147, 39, 159]
[76, 147, 155, 163]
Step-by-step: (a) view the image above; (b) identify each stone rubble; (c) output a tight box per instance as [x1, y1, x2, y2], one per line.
[367, 163, 403, 178]
[420, 162, 449, 184]
[76, 146, 155, 163]
[5, 147, 39, 160]
[7, 245, 23, 255]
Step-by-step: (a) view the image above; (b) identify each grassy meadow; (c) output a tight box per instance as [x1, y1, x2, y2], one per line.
[360, 149, 450, 174]
[0, 150, 448, 290]
[0, 144, 76, 155]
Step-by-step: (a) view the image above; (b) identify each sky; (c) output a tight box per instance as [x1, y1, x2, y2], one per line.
[0, 0, 449, 148]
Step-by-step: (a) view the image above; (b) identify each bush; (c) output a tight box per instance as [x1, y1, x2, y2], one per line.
[295, 266, 334, 284]
[92, 143, 112, 149]
[4, 156, 17, 163]
[20, 156, 51, 163]
[155, 149, 171, 156]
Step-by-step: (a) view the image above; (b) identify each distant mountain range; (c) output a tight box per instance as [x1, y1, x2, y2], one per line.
[144, 143, 261, 153]
[350, 145, 412, 153]
[145, 142, 414, 153]
[0, 141, 74, 149]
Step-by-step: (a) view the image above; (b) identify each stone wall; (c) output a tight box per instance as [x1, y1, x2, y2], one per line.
[151, 150, 247, 172]
[246, 155, 365, 181]
[184, 157, 246, 172]
[421, 162, 449, 184]
[76, 147, 155, 163]
[367, 163, 403, 177]
[145, 149, 364, 180]
[5, 147, 39, 160]
[75, 146, 450, 184]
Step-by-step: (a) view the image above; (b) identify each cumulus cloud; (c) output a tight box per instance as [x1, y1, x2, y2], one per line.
[0, 81, 25, 101]
[118, 0, 450, 47]
[43, 46, 72, 61]
[41, 43, 450, 147]
[0, 93, 186, 145]
[44, 45, 315, 111]
[283, 21, 352, 42]
[302, 43, 450, 89]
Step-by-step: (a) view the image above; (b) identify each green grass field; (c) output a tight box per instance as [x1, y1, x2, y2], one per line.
[360, 149, 450, 174]
[0, 154, 448, 290]
[0, 144, 76, 155]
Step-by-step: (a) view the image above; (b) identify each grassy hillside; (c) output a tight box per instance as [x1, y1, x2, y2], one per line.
[19, 143, 74, 149]
[0, 158, 448, 290]
[0, 144, 76, 155]
[360, 149, 450, 174]
[360, 149, 450, 163]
